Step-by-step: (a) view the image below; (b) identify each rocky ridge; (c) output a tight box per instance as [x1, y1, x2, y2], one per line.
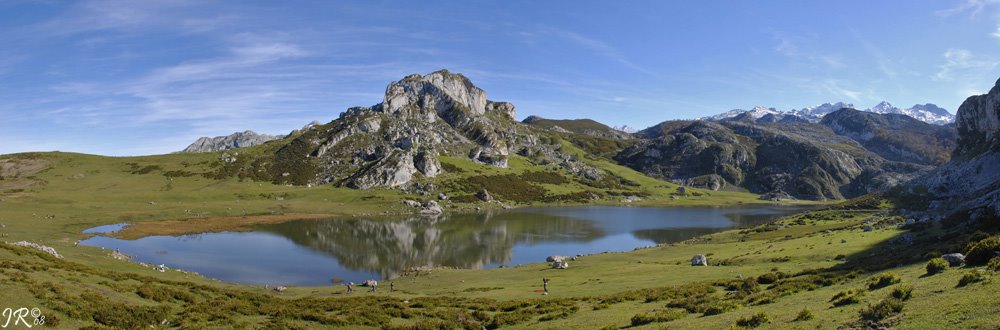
[181, 130, 282, 153]
[616, 116, 938, 200]
[904, 77, 1000, 218]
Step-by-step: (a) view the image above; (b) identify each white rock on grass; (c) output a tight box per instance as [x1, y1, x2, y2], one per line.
[11, 241, 63, 259]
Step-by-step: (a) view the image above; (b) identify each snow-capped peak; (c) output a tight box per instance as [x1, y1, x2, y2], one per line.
[701, 100, 954, 125]
[868, 101, 899, 114]
[612, 125, 637, 133]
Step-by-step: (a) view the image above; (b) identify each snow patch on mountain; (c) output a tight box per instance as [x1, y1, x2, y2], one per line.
[702, 101, 954, 125]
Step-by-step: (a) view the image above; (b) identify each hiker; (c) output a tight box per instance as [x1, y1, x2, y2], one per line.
[370, 280, 378, 292]
[543, 278, 549, 294]
[346, 282, 353, 293]
[390, 282, 395, 292]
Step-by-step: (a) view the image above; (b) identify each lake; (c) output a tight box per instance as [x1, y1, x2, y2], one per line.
[80, 205, 810, 286]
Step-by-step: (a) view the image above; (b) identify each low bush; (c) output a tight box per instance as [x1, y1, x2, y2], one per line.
[957, 271, 985, 287]
[734, 312, 770, 328]
[988, 257, 1000, 272]
[859, 298, 904, 321]
[926, 258, 949, 275]
[629, 309, 685, 326]
[830, 288, 865, 306]
[965, 235, 1000, 265]
[866, 272, 901, 290]
[890, 285, 913, 301]
[794, 308, 814, 321]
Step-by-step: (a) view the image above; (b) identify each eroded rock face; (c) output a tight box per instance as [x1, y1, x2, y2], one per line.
[346, 150, 416, 189]
[487, 101, 516, 120]
[905, 77, 1000, 218]
[271, 70, 521, 189]
[414, 150, 442, 177]
[955, 78, 1000, 158]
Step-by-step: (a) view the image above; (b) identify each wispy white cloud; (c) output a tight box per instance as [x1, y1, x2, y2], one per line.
[936, 0, 1000, 17]
[514, 26, 660, 79]
[771, 32, 846, 69]
[936, 48, 999, 80]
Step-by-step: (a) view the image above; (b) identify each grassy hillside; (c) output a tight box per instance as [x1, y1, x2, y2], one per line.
[2, 151, 997, 329]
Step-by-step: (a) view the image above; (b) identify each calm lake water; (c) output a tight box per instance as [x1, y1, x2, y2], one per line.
[81, 206, 809, 286]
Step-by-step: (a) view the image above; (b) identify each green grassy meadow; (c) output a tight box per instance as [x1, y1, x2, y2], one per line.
[1, 151, 998, 329]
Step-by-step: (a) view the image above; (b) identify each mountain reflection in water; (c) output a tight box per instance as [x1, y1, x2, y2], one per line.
[81, 206, 809, 286]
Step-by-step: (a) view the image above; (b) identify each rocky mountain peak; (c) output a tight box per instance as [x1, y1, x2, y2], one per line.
[909, 103, 951, 117]
[181, 130, 280, 153]
[870, 101, 897, 113]
[383, 69, 515, 121]
[954, 77, 1000, 158]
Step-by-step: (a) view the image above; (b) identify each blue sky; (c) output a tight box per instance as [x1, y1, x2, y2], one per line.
[2, 0, 1000, 156]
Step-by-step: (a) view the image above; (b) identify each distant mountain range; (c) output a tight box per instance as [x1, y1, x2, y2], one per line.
[174, 70, 968, 201]
[702, 101, 955, 125]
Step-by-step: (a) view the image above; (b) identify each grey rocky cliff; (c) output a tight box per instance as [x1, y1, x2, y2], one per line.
[905, 77, 1000, 218]
[181, 130, 281, 153]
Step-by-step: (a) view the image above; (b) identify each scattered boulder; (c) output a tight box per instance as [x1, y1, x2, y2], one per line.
[863, 225, 874, 232]
[476, 189, 494, 202]
[273, 286, 287, 292]
[11, 241, 62, 259]
[942, 253, 966, 266]
[546, 256, 570, 263]
[414, 150, 442, 177]
[438, 193, 448, 200]
[421, 200, 443, 214]
[691, 254, 708, 266]
[551, 261, 569, 269]
[402, 199, 421, 208]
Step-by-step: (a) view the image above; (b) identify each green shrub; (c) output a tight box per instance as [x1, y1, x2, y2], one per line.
[794, 308, 814, 321]
[957, 271, 985, 287]
[756, 272, 782, 285]
[439, 162, 464, 173]
[965, 235, 1000, 265]
[866, 272, 901, 290]
[629, 309, 685, 326]
[988, 257, 1000, 272]
[926, 258, 949, 275]
[890, 285, 913, 301]
[859, 298, 904, 321]
[734, 312, 770, 328]
[830, 288, 864, 306]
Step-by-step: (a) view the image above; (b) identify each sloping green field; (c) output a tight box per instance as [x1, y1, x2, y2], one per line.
[0, 151, 997, 329]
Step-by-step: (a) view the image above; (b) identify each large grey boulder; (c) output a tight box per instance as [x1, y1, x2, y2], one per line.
[346, 150, 416, 189]
[420, 200, 443, 214]
[476, 189, 494, 202]
[546, 256, 570, 263]
[942, 253, 965, 266]
[691, 254, 708, 266]
[551, 261, 569, 269]
[414, 150, 442, 177]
